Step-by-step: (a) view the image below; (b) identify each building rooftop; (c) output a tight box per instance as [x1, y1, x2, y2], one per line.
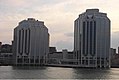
[86, 9, 99, 13]
[18, 18, 44, 27]
[27, 18, 36, 21]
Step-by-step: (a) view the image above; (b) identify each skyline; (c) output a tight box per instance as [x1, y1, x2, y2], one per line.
[0, 0, 119, 51]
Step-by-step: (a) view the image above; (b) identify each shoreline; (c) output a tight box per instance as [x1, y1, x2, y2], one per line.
[0, 64, 119, 68]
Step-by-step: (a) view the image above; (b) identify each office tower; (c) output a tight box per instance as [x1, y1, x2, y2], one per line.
[74, 9, 110, 68]
[13, 18, 49, 66]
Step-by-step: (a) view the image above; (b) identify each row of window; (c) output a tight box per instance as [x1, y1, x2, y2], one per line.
[18, 29, 30, 55]
[82, 21, 96, 56]
[17, 59, 42, 63]
[77, 59, 107, 65]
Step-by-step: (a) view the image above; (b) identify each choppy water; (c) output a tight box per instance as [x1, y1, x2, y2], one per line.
[0, 66, 119, 79]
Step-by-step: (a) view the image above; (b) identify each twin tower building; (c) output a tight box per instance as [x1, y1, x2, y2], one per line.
[13, 9, 110, 68]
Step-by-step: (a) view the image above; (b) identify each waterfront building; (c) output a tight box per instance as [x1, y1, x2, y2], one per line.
[0, 42, 2, 52]
[1, 44, 12, 53]
[0, 53, 13, 65]
[13, 18, 49, 66]
[0, 42, 2, 47]
[47, 49, 74, 64]
[47, 51, 63, 64]
[110, 48, 116, 58]
[49, 47, 57, 53]
[110, 48, 118, 66]
[118, 47, 119, 54]
[74, 9, 110, 68]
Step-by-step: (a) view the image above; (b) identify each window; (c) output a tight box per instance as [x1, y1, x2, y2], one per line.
[18, 30, 21, 54]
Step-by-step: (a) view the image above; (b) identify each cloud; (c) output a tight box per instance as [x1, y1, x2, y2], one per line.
[55, 40, 73, 51]
[0, 0, 119, 51]
[64, 32, 73, 37]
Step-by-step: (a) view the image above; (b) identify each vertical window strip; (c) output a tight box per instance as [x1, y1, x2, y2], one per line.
[94, 21, 96, 55]
[28, 29, 30, 54]
[83, 22, 85, 56]
[90, 21, 93, 56]
[25, 30, 27, 54]
[86, 21, 89, 56]
[18, 30, 21, 54]
[21, 29, 24, 54]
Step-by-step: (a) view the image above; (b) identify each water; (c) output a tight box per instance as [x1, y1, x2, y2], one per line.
[0, 66, 119, 79]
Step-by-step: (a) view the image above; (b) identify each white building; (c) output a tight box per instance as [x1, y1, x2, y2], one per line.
[13, 18, 49, 66]
[74, 9, 110, 68]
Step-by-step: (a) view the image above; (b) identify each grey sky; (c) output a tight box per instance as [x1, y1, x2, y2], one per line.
[0, 0, 119, 51]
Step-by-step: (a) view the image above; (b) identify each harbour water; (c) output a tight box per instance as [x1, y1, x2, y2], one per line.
[0, 66, 119, 79]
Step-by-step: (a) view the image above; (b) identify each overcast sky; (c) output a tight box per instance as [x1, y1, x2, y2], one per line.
[0, 0, 119, 51]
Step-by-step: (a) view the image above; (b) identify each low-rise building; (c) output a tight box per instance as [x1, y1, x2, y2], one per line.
[47, 49, 74, 64]
[49, 47, 57, 53]
[0, 42, 2, 52]
[0, 53, 13, 65]
[1, 44, 12, 53]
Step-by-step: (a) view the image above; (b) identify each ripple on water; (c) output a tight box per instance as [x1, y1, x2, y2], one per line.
[0, 66, 119, 79]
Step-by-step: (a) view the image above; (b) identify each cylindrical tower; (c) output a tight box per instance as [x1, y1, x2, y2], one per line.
[74, 9, 110, 68]
[13, 18, 49, 66]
